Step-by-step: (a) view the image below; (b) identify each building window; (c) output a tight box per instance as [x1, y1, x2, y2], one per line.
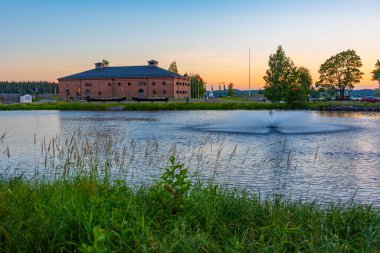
[152, 82, 155, 86]
[153, 90, 156, 95]
[108, 83, 111, 86]
[118, 82, 121, 86]
[128, 82, 131, 86]
[176, 82, 179, 85]
[98, 91, 102, 95]
[85, 83, 92, 87]
[176, 90, 179, 94]
[138, 82, 146, 86]
[163, 90, 166, 94]
[163, 81, 166, 85]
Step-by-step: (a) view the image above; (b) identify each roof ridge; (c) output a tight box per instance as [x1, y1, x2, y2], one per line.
[58, 65, 185, 80]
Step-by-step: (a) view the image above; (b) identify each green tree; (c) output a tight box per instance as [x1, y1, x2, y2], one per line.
[317, 49, 363, 99]
[0, 81, 58, 94]
[168, 61, 179, 74]
[263, 46, 298, 103]
[371, 60, 380, 97]
[227, 83, 234, 96]
[190, 74, 206, 98]
[297, 66, 313, 94]
[102, 59, 109, 66]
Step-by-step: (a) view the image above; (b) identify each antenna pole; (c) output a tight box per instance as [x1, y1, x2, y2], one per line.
[249, 49, 251, 96]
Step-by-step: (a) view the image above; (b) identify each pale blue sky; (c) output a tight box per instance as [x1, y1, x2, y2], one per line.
[0, 0, 379, 88]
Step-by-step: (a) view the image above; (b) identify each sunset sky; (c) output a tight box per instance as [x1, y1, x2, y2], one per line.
[0, 0, 379, 89]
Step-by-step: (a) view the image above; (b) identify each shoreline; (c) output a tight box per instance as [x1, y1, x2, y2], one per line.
[0, 101, 379, 112]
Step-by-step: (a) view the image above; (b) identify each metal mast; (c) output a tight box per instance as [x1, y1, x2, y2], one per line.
[249, 49, 251, 96]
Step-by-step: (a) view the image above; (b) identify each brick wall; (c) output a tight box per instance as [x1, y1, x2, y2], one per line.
[58, 77, 190, 100]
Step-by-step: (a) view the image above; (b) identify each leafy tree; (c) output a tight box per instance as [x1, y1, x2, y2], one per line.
[297, 66, 313, 94]
[102, 59, 109, 66]
[227, 83, 234, 96]
[371, 60, 380, 97]
[263, 46, 298, 103]
[317, 49, 363, 99]
[190, 74, 206, 98]
[168, 61, 179, 74]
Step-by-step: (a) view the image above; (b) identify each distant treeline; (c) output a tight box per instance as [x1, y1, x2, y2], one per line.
[0, 81, 58, 94]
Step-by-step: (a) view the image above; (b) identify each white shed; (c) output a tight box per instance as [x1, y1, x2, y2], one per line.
[20, 94, 33, 103]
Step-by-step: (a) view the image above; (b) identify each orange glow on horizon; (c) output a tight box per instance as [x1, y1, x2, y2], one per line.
[0, 63, 378, 90]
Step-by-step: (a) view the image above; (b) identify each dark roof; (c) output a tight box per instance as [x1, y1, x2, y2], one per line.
[58, 65, 185, 80]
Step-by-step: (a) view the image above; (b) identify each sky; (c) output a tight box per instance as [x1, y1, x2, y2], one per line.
[0, 0, 379, 89]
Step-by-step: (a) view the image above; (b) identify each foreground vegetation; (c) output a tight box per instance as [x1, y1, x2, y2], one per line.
[0, 127, 379, 252]
[1, 176, 379, 252]
[0, 100, 379, 111]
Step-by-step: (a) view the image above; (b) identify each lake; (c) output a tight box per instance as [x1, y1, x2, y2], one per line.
[0, 110, 379, 206]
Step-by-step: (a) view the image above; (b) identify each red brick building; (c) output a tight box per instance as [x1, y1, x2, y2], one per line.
[58, 60, 190, 100]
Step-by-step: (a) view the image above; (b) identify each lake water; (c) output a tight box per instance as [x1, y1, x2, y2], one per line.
[0, 110, 379, 206]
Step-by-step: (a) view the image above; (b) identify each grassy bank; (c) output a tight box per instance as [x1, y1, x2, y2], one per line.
[0, 102, 115, 111]
[123, 102, 289, 110]
[0, 177, 379, 252]
[0, 101, 288, 111]
[307, 101, 380, 110]
[0, 101, 379, 111]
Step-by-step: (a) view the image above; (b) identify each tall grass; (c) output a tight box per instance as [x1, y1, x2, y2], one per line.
[0, 177, 379, 252]
[0, 131, 379, 252]
[0, 101, 379, 111]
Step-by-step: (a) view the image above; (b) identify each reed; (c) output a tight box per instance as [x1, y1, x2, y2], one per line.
[0, 131, 379, 252]
[0, 176, 379, 252]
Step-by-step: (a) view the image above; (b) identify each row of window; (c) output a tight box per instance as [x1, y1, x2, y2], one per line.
[81, 89, 187, 94]
[85, 81, 172, 87]
[176, 82, 190, 86]
[80, 90, 168, 95]
[152, 90, 167, 95]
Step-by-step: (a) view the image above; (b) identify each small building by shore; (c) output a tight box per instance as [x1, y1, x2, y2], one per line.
[20, 94, 32, 103]
[58, 60, 190, 100]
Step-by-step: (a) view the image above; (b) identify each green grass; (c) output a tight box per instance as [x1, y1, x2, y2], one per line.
[220, 95, 263, 102]
[0, 101, 379, 111]
[123, 102, 290, 110]
[0, 176, 379, 252]
[0, 101, 288, 111]
[307, 101, 380, 110]
[0, 102, 119, 111]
